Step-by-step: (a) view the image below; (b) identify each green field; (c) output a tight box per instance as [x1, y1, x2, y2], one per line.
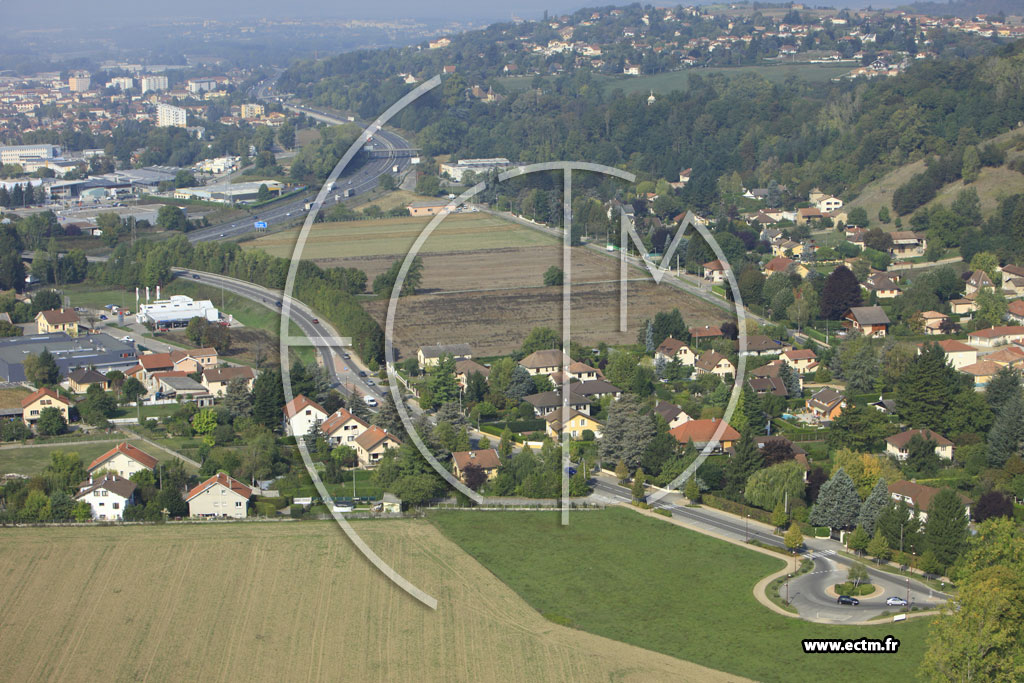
[241, 212, 557, 260]
[430, 508, 931, 682]
[0, 441, 138, 476]
[499, 63, 853, 96]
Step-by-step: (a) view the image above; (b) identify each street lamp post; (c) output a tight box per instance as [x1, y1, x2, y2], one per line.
[906, 577, 910, 612]
[745, 514, 750, 542]
[786, 574, 791, 605]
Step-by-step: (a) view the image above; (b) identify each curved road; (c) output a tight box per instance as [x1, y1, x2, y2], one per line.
[590, 476, 947, 623]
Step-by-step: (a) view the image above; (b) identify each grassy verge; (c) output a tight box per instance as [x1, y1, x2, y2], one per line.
[767, 557, 814, 613]
[429, 508, 931, 682]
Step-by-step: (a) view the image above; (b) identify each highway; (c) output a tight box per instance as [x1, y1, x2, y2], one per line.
[171, 268, 386, 408]
[590, 475, 947, 623]
[185, 76, 416, 244]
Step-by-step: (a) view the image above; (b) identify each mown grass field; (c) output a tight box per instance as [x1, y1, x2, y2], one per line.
[0, 436, 193, 477]
[0, 521, 742, 683]
[241, 212, 557, 260]
[499, 63, 852, 95]
[430, 508, 932, 683]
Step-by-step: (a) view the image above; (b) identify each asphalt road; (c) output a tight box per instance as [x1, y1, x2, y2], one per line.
[172, 268, 385, 408]
[590, 475, 947, 623]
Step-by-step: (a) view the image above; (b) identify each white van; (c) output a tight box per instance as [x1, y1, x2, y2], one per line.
[363, 395, 378, 407]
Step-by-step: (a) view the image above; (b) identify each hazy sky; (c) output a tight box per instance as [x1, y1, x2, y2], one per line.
[2, 0, 587, 30]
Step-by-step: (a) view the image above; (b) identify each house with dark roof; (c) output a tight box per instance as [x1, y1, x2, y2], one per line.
[185, 472, 252, 518]
[805, 387, 846, 421]
[67, 367, 109, 393]
[525, 389, 592, 417]
[702, 259, 726, 283]
[888, 481, 970, 523]
[88, 442, 158, 477]
[885, 429, 953, 461]
[75, 474, 137, 520]
[570, 379, 622, 401]
[201, 365, 256, 396]
[888, 231, 927, 259]
[862, 274, 902, 299]
[35, 308, 80, 336]
[689, 326, 724, 344]
[454, 359, 490, 389]
[519, 349, 565, 376]
[965, 269, 994, 296]
[741, 335, 792, 357]
[694, 351, 735, 379]
[654, 400, 691, 429]
[843, 306, 891, 338]
[452, 449, 501, 483]
[748, 376, 787, 397]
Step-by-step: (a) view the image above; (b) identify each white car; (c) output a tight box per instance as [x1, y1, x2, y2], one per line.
[363, 395, 378, 407]
[121, 336, 134, 344]
[885, 596, 908, 607]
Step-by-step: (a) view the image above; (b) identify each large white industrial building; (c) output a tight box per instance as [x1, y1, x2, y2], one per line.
[0, 144, 62, 166]
[136, 295, 219, 327]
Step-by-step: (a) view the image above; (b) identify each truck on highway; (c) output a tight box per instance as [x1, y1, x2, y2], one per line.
[392, 165, 399, 173]
[343, 188, 354, 198]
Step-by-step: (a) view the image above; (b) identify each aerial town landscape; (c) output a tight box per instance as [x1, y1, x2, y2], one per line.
[1, 0, 1024, 681]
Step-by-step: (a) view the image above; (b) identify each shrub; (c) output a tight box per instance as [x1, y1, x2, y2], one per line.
[254, 501, 277, 517]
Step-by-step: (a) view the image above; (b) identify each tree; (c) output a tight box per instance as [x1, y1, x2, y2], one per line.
[878, 206, 890, 224]
[867, 530, 891, 563]
[894, 343, 962, 431]
[784, 523, 804, 553]
[976, 287, 1008, 328]
[122, 377, 145, 404]
[520, 327, 560, 355]
[462, 463, 487, 491]
[257, 184, 272, 202]
[631, 468, 646, 502]
[543, 266, 563, 286]
[836, 335, 877, 394]
[827, 404, 895, 453]
[988, 391, 1024, 468]
[614, 459, 629, 483]
[846, 562, 869, 588]
[252, 368, 285, 430]
[771, 501, 788, 531]
[809, 468, 861, 531]
[684, 476, 701, 503]
[222, 377, 253, 419]
[786, 281, 818, 331]
[820, 266, 862, 320]
[598, 395, 655, 470]
[743, 461, 805, 511]
[847, 206, 869, 227]
[858, 478, 890, 535]
[985, 366, 1022, 413]
[568, 468, 591, 496]
[156, 204, 188, 232]
[961, 144, 981, 184]
[22, 489, 52, 521]
[924, 488, 969, 571]
[35, 407, 66, 436]
[276, 121, 296, 150]
[904, 434, 941, 478]
[724, 431, 763, 498]
[876, 499, 922, 554]
[847, 525, 870, 555]
[974, 490, 1014, 521]
[778, 361, 800, 397]
[24, 348, 60, 386]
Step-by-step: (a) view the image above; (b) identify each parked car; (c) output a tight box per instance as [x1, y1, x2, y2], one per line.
[837, 596, 859, 606]
[192, 274, 200, 279]
[275, 301, 283, 307]
[99, 314, 107, 320]
[341, 353, 350, 359]
[365, 379, 375, 386]
[886, 596, 908, 607]
[358, 371, 367, 377]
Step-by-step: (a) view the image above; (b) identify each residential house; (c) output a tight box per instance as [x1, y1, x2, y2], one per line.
[566, 361, 600, 381]
[762, 256, 794, 276]
[525, 389, 592, 417]
[751, 359, 802, 394]
[814, 194, 843, 213]
[353, 426, 402, 468]
[519, 349, 565, 376]
[545, 410, 604, 440]
[654, 400, 691, 429]
[283, 394, 328, 437]
[74, 474, 137, 520]
[169, 348, 218, 374]
[773, 238, 805, 257]
[806, 387, 846, 421]
[201, 366, 256, 397]
[885, 429, 954, 461]
[741, 335, 792, 357]
[702, 259, 726, 283]
[780, 348, 818, 374]
[967, 325, 1024, 348]
[999, 264, 1024, 297]
[185, 472, 252, 518]
[965, 269, 995, 296]
[655, 337, 696, 366]
[1007, 299, 1024, 324]
[843, 306, 891, 338]
[136, 352, 174, 389]
[87, 442, 157, 477]
[869, 396, 897, 414]
[919, 340, 977, 370]
[950, 297, 979, 317]
[157, 375, 212, 405]
[694, 351, 735, 379]
[454, 359, 490, 389]
[669, 418, 740, 451]
[959, 359, 1001, 390]
[987, 345, 1024, 369]
[570, 380, 622, 402]
[888, 231, 927, 259]
[21, 387, 71, 425]
[319, 407, 370, 446]
[795, 209, 823, 226]
[748, 376, 788, 397]
[917, 310, 950, 335]
[888, 481, 970, 523]
[689, 325, 724, 345]
[67, 367, 110, 393]
[451, 448, 501, 482]
[417, 344, 472, 368]
[35, 308, 80, 336]
[862, 274, 902, 299]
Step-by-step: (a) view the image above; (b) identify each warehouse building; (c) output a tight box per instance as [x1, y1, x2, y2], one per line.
[0, 333, 137, 382]
[136, 295, 219, 328]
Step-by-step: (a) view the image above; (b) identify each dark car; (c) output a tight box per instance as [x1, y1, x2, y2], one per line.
[192, 274, 200, 279]
[275, 301, 283, 307]
[358, 371, 367, 378]
[311, 318, 319, 324]
[837, 595, 859, 606]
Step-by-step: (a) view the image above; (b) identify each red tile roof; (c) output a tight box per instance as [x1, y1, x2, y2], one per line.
[185, 472, 252, 501]
[320, 407, 369, 436]
[886, 429, 952, 449]
[452, 448, 501, 471]
[283, 394, 327, 418]
[88, 442, 159, 472]
[354, 425, 401, 451]
[138, 352, 173, 371]
[670, 419, 740, 445]
[21, 387, 71, 408]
